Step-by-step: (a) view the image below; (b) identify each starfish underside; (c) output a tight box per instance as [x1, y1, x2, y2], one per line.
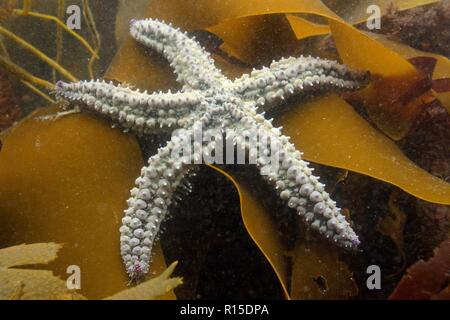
[54, 19, 369, 281]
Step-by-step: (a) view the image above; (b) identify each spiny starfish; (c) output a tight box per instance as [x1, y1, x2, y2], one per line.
[54, 18, 369, 281]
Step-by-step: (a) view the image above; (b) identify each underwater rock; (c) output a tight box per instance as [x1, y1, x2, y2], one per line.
[371, 1, 450, 59]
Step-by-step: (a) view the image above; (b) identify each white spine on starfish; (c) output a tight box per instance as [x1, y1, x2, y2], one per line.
[268, 145, 360, 248]
[120, 129, 196, 280]
[54, 79, 203, 134]
[232, 110, 360, 249]
[233, 56, 369, 107]
[130, 18, 230, 90]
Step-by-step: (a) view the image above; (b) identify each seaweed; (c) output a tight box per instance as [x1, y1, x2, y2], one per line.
[0, 0, 103, 105]
[0, 242, 181, 300]
[390, 237, 450, 300]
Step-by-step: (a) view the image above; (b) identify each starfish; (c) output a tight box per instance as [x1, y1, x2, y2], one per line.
[54, 18, 369, 281]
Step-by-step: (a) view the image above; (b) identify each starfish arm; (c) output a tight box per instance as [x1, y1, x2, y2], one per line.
[130, 19, 229, 90]
[232, 56, 369, 110]
[233, 114, 360, 249]
[54, 80, 203, 133]
[119, 128, 199, 280]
